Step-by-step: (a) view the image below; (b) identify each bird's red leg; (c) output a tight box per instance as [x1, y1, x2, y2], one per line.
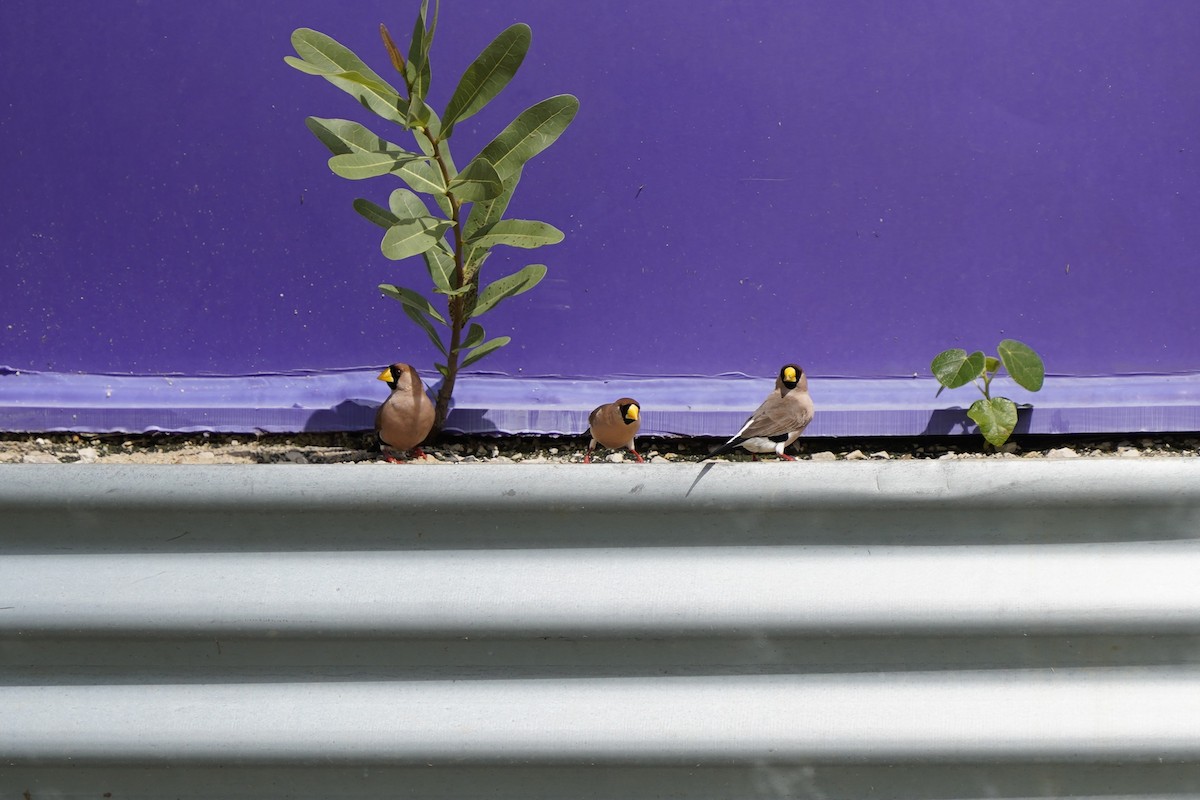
[779, 453, 797, 462]
[583, 447, 593, 464]
[630, 448, 645, 463]
[412, 447, 427, 460]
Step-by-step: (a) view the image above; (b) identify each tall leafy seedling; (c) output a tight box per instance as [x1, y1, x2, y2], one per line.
[286, 1, 578, 432]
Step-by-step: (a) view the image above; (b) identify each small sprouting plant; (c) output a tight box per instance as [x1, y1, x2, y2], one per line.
[931, 339, 1045, 447]
[286, 1, 578, 433]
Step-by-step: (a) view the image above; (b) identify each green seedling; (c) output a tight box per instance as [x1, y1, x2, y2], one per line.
[286, 1, 578, 433]
[931, 339, 1045, 447]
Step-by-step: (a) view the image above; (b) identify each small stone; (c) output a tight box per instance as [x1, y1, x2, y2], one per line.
[23, 452, 60, 464]
[283, 449, 308, 464]
[1046, 447, 1079, 459]
[447, 443, 465, 454]
[844, 449, 868, 461]
[1001, 442, 1020, 454]
[809, 452, 837, 462]
[605, 452, 625, 463]
[490, 455, 514, 464]
[651, 455, 671, 464]
[870, 451, 891, 460]
[938, 452, 958, 460]
[75, 447, 99, 464]
[548, 447, 559, 455]
[490, 446, 500, 459]
[1120, 448, 1143, 458]
[196, 451, 216, 460]
[462, 455, 479, 463]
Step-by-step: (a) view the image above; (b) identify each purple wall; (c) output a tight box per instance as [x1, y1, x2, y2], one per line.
[1, 1, 1199, 433]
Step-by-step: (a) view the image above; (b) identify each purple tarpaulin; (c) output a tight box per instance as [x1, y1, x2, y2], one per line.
[1, 1, 1197, 434]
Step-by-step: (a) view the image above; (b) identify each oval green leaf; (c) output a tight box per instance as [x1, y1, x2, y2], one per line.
[353, 198, 399, 229]
[305, 117, 408, 157]
[447, 157, 503, 202]
[478, 94, 579, 182]
[931, 349, 985, 389]
[329, 151, 425, 180]
[388, 189, 431, 221]
[998, 339, 1045, 392]
[460, 323, 486, 351]
[441, 24, 531, 137]
[461, 336, 512, 368]
[471, 264, 548, 318]
[399, 304, 448, 357]
[378, 283, 447, 325]
[468, 219, 564, 250]
[381, 218, 453, 261]
[968, 397, 1019, 447]
[422, 244, 456, 294]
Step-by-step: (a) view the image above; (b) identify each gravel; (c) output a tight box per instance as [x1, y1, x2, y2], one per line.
[1, 432, 1198, 465]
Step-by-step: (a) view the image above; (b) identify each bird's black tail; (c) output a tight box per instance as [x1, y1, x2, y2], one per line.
[704, 438, 743, 460]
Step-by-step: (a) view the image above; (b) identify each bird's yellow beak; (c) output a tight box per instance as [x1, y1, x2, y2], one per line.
[784, 367, 798, 383]
[626, 405, 640, 422]
[377, 368, 392, 383]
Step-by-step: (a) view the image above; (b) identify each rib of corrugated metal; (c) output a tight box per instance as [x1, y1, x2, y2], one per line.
[3, 461, 1200, 799]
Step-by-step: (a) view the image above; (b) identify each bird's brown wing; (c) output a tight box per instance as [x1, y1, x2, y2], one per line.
[736, 393, 812, 440]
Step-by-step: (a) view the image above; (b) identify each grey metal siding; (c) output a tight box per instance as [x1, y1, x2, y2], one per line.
[3, 461, 1200, 798]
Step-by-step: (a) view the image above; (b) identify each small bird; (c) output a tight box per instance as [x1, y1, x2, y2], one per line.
[375, 363, 435, 462]
[584, 398, 644, 463]
[706, 364, 814, 461]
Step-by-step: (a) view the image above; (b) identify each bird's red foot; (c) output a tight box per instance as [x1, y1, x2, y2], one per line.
[779, 453, 796, 461]
[631, 449, 645, 463]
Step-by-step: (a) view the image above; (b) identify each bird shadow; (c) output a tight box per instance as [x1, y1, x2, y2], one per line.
[302, 399, 378, 433]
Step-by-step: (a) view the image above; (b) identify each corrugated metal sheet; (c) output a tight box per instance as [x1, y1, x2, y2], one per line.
[3, 460, 1200, 799]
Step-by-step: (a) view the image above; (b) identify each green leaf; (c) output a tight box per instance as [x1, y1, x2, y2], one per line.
[441, 24, 531, 137]
[968, 397, 1019, 447]
[288, 30, 408, 123]
[467, 219, 564, 250]
[401, 305, 448, 357]
[984, 356, 1001, 375]
[379, 283, 447, 324]
[997, 339, 1046, 392]
[406, 94, 435, 130]
[461, 336, 511, 368]
[478, 95, 579, 182]
[447, 157, 503, 202]
[422, 243, 456, 294]
[395, 160, 447, 196]
[304, 117, 410, 157]
[290, 29, 386, 79]
[461, 323, 486, 350]
[381, 218, 454, 260]
[388, 188, 432, 220]
[353, 199, 399, 229]
[471, 264, 547, 318]
[462, 167, 522, 272]
[328, 151, 425, 180]
[406, 0, 435, 100]
[931, 349, 985, 390]
[434, 362, 450, 379]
